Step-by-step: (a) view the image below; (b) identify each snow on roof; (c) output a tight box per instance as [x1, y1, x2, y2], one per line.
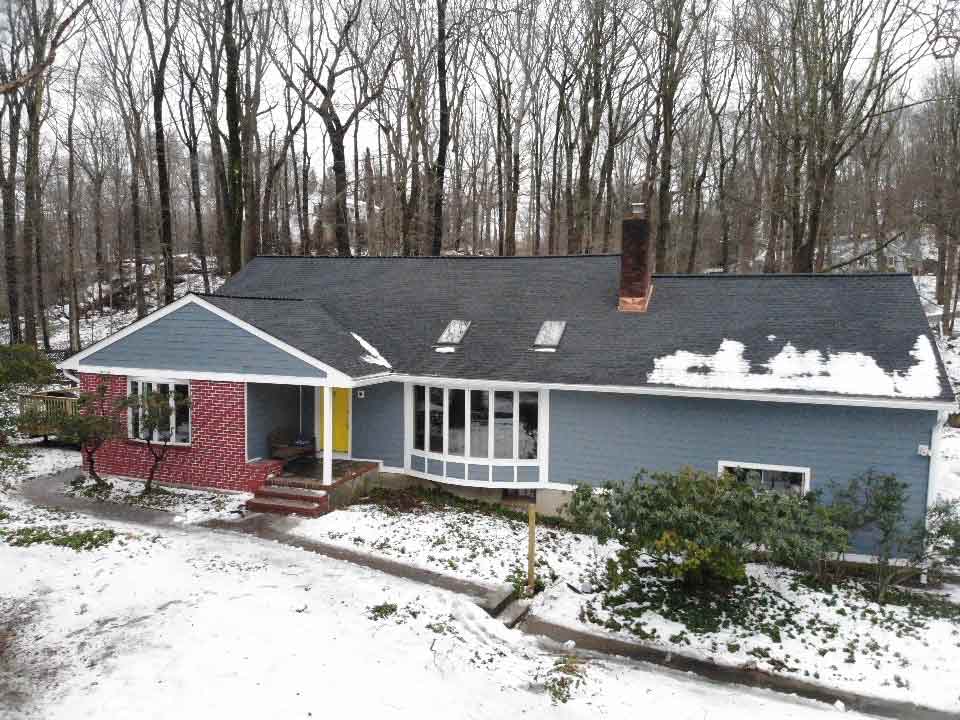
[351, 332, 392, 369]
[647, 335, 942, 399]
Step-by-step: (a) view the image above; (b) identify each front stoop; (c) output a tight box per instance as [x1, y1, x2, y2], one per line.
[245, 484, 330, 517]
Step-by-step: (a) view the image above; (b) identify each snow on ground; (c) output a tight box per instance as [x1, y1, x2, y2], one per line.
[646, 335, 943, 398]
[1, 450, 868, 720]
[290, 497, 618, 588]
[532, 563, 960, 713]
[64, 475, 252, 525]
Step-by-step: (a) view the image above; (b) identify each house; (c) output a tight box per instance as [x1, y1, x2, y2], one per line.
[59, 207, 956, 533]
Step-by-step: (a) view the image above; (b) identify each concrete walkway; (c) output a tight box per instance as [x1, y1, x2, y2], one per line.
[15, 469, 954, 720]
[18, 469, 512, 613]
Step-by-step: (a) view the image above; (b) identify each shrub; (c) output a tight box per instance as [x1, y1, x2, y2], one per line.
[830, 470, 960, 602]
[573, 468, 847, 589]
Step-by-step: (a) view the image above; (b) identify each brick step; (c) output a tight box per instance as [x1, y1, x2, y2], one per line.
[265, 476, 330, 491]
[256, 485, 329, 503]
[245, 496, 328, 518]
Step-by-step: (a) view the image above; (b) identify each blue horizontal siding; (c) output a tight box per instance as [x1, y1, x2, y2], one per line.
[549, 391, 937, 541]
[85, 303, 325, 378]
[351, 382, 404, 468]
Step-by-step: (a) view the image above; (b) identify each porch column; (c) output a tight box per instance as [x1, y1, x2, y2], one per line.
[322, 386, 333, 486]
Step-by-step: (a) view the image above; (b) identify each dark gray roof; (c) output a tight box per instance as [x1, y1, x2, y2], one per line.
[213, 256, 954, 404]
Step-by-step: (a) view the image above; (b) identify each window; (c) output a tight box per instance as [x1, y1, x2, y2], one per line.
[448, 389, 465, 455]
[517, 391, 538, 459]
[128, 379, 191, 444]
[429, 387, 444, 453]
[410, 384, 544, 484]
[493, 391, 514, 458]
[437, 319, 471, 345]
[534, 321, 566, 351]
[414, 385, 426, 451]
[470, 390, 489, 458]
[718, 461, 810, 494]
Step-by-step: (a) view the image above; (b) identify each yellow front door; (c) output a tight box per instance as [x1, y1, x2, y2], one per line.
[318, 388, 350, 453]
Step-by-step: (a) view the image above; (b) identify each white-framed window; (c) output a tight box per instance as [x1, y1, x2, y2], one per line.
[718, 461, 811, 494]
[409, 384, 544, 484]
[128, 378, 191, 445]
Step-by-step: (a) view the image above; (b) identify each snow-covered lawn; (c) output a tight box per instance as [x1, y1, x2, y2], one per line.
[1, 449, 870, 720]
[64, 475, 251, 525]
[289, 490, 617, 588]
[532, 563, 960, 713]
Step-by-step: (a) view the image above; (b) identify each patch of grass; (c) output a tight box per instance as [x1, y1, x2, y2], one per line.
[353, 486, 569, 529]
[366, 602, 398, 620]
[541, 655, 587, 704]
[1, 524, 116, 551]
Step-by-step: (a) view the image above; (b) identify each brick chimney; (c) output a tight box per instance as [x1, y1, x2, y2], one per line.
[619, 195, 653, 312]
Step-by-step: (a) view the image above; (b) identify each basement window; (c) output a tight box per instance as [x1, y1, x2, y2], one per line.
[718, 461, 810, 495]
[534, 321, 566, 352]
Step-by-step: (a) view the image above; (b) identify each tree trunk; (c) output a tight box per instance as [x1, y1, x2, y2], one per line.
[2, 99, 22, 345]
[223, 0, 244, 273]
[429, 0, 449, 256]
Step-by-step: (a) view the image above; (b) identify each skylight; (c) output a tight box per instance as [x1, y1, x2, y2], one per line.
[534, 320, 566, 351]
[437, 319, 471, 345]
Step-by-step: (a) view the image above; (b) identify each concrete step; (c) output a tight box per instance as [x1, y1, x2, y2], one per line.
[245, 496, 328, 518]
[265, 476, 329, 491]
[256, 485, 329, 503]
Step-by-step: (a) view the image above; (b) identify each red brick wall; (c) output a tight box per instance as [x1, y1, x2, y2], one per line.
[78, 372, 283, 492]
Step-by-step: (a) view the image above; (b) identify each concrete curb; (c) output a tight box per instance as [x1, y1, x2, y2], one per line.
[521, 612, 955, 720]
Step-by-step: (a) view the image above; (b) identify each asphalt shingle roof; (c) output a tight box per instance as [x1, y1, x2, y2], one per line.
[212, 255, 953, 403]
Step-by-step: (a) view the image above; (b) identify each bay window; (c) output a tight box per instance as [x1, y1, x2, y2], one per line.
[409, 384, 546, 485]
[128, 378, 191, 444]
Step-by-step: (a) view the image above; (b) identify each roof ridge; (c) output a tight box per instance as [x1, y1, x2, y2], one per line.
[200, 292, 304, 302]
[652, 272, 913, 279]
[249, 253, 620, 260]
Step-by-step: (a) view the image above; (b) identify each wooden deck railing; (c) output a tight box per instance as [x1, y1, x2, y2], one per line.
[18, 392, 79, 436]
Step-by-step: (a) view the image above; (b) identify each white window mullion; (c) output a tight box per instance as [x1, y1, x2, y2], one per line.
[442, 387, 449, 457]
[486, 390, 493, 461]
[512, 390, 519, 482]
[464, 388, 471, 459]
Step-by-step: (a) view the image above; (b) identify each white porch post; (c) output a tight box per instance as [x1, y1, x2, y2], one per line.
[322, 386, 334, 486]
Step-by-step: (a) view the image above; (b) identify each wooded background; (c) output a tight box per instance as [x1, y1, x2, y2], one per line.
[3, 0, 960, 352]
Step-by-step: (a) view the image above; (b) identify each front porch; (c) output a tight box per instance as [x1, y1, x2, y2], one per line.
[246, 383, 355, 488]
[245, 458, 380, 517]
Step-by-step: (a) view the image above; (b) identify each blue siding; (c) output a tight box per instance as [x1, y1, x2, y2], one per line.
[246, 383, 315, 461]
[549, 391, 936, 538]
[85, 303, 325, 378]
[351, 382, 404, 468]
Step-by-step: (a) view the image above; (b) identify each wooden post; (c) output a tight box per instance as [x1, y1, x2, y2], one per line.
[527, 503, 536, 595]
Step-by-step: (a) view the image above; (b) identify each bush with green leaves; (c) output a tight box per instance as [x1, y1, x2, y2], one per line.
[829, 470, 960, 602]
[570, 468, 847, 589]
[52, 379, 125, 488]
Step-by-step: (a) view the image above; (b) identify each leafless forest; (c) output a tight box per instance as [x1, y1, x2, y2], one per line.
[2, 0, 960, 351]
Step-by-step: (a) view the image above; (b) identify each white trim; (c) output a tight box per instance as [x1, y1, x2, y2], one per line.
[372, 373, 955, 411]
[244, 383, 250, 462]
[927, 411, 947, 509]
[540, 389, 550, 485]
[70, 366, 336, 387]
[322, 386, 333, 485]
[718, 460, 812, 493]
[58, 293, 355, 387]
